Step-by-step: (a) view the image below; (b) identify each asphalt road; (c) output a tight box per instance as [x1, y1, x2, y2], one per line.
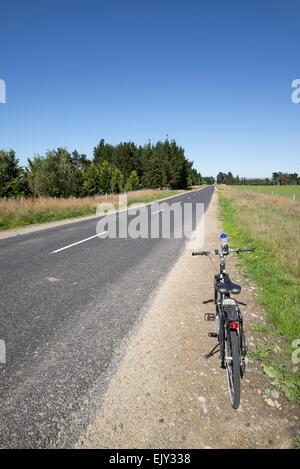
[0, 185, 214, 448]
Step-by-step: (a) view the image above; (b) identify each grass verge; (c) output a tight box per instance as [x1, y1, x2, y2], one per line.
[0, 189, 185, 231]
[218, 185, 300, 404]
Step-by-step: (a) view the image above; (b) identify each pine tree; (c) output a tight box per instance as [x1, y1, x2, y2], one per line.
[82, 163, 100, 196]
[98, 160, 113, 194]
[111, 168, 124, 193]
[0, 150, 29, 197]
[124, 170, 140, 191]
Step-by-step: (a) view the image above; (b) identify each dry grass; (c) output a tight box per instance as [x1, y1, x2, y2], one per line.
[220, 185, 300, 277]
[219, 184, 300, 342]
[0, 189, 182, 230]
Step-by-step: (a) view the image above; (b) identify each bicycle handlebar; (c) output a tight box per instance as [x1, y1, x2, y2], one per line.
[192, 248, 255, 256]
[192, 250, 217, 256]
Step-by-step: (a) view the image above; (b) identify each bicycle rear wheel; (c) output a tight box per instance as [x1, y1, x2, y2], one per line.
[225, 328, 241, 409]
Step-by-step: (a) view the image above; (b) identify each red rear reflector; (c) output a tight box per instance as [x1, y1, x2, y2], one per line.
[230, 322, 239, 329]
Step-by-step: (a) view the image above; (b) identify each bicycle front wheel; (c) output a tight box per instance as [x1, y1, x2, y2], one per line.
[225, 329, 241, 409]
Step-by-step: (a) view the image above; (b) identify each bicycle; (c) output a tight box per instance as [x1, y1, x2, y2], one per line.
[192, 234, 255, 409]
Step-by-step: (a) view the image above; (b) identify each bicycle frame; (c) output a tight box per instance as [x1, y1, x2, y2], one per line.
[214, 252, 247, 372]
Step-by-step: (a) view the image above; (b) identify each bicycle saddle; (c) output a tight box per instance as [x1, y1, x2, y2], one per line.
[218, 277, 241, 295]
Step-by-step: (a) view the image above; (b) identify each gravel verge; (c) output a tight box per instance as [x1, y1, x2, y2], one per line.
[76, 191, 299, 449]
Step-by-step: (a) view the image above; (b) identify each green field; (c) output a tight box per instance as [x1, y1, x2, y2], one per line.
[233, 185, 300, 200]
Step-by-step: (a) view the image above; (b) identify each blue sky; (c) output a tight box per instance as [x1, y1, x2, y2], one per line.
[0, 0, 299, 178]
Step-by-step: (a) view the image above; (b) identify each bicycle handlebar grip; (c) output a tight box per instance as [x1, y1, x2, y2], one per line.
[192, 251, 205, 256]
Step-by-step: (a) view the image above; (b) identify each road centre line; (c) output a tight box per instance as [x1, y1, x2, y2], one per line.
[50, 187, 208, 254]
[51, 232, 108, 254]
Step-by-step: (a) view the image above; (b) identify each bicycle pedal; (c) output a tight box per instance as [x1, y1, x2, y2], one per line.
[204, 313, 215, 321]
[208, 332, 218, 338]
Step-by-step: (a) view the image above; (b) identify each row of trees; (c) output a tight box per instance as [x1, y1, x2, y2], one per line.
[271, 172, 300, 185]
[217, 172, 300, 186]
[216, 172, 272, 185]
[0, 139, 212, 198]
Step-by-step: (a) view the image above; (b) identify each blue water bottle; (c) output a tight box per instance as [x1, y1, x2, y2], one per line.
[220, 233, 228, 251]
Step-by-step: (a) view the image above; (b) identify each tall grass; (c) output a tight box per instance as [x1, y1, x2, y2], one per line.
[219, 185, 300, 341]
[219, 185, 300, 403]
[0, 189, 182, 231]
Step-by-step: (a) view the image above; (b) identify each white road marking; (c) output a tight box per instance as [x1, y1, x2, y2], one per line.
[50, 186, 209, 254]
[45, 277, 60, 282]
[51, 231, 108, 254]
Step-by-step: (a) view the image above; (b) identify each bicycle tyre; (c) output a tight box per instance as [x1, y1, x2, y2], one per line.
[225, 329, 241, 409]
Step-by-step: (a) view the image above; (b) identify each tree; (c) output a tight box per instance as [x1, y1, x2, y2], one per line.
[27, 148, 89, 197]
[217, 172, 226, 184]
[71, 150, 90, 170]
[111, 168, 124, 193]
[188, 168, 202, 186]
[124, 170, 140, 191]
[98, 160, 113, 194]
[82, 164, 100, 196]
[93, 139, 114, 167]
[0, 150, 29, 197]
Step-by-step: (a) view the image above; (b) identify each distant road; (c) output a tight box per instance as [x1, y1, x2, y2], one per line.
[0, 186, 214, 448]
